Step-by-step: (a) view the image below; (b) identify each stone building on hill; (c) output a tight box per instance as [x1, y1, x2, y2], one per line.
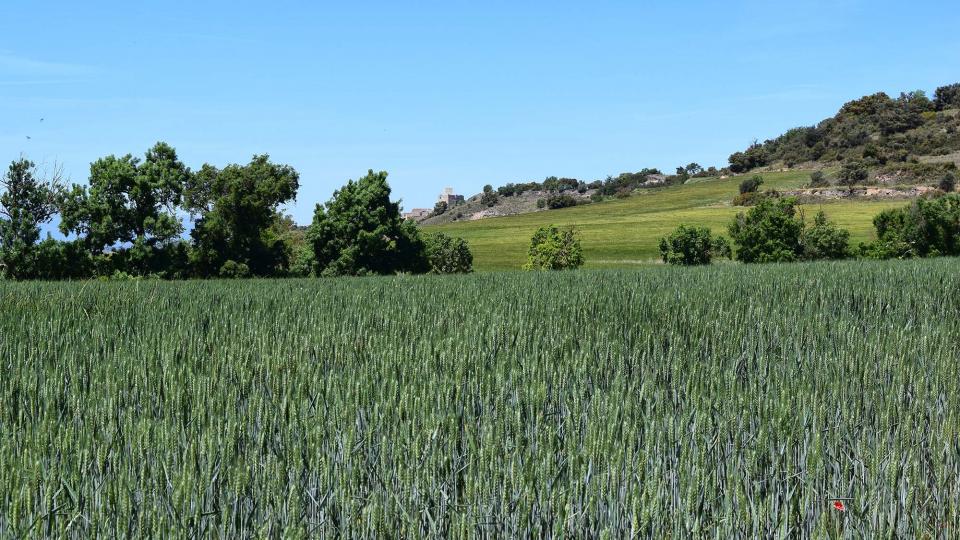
[438, 187, 464, 205]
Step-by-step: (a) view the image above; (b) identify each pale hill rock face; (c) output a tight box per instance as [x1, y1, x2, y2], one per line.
[418, 189, 597, 225]
[782, 185, 937, 202]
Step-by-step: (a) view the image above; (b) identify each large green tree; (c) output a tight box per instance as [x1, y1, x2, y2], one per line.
[59, 142, 190, 275]
[0, 158, 62, 279]
[307, 170, 427, 276]
[728, 197, 806, 263]
[186, 155, 300, 277]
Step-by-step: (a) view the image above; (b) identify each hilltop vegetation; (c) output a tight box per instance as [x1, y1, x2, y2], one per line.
[728, 82, 960, 182]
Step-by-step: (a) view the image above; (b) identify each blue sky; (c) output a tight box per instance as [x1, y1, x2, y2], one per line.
[2, 0, 958, 222]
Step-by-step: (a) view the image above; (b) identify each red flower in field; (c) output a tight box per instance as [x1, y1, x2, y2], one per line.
[832, 501, 846, 512]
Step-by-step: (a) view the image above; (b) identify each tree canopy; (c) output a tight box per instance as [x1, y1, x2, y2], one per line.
[307, 170, 427, 276]
[0, 158, 62, 279]
[187, 155, 300, 277]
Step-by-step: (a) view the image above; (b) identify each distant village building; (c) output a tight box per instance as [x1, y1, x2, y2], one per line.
[402, 208, 432, 220]
[438, 187, 464, 205]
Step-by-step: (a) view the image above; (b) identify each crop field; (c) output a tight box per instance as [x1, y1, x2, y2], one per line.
[430, 170, 906, 270]
[2, 259, 959, 537]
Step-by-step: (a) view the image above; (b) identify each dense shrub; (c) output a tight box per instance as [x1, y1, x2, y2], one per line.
[728, 144, 768, 173]
[481, 185, 499, 207]
[808, 171, 829, 188]
[732, 189, 779, 207]
[938, 172, 956, 193]
[838, 161, 869, 188]
[860, 194, 960, 258]
[424, 232, 473, 274]
[658, 225, 730, 265]
[523, 225, 584, 270]
[219, 260, 251, 278]
[545, 194, 578, 209]
[739, 175, 764, 194]
[801, 211, 850, 260]
[729, 197, 806, 263]
[934, 83, 960, 111]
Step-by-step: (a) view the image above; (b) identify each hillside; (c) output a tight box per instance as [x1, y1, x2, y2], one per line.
[421, 83, 960, 271]
[728, 83, 960, 179]
[427, 170, 908, 271]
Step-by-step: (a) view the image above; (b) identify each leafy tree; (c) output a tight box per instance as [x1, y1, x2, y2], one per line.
[728, 197, 806, 263]
[659, 225, 730, 265]
[801, 211, 850, 260]
[933, 83, 960, 111]
[837, 161, 868, 189]
[186, 154, 300, 277]
[0, 158, 63, 279]
[307, 170, 427, 276]
[685, 163, 704, 176]
[481, 184, 499, 207]
[424, 232, 473, 273]
[728, 143, 767, 173]
[861, 194, 960, 258]
[270, 213, 312, 277]
[432, 200, 448, 216]
[739, 175, 764, 194]
[523, 225, 584, 270]
[59, 142, 190, 276]
[808, 171, 829, 188]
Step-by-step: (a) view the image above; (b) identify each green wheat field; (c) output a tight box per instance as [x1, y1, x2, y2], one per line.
[2, 259, 958, 537]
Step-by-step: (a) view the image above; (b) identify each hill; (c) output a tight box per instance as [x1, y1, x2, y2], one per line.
[423, 83, 960, 271]
[427, 170, 909, 271]
[728, 83, 960, 179]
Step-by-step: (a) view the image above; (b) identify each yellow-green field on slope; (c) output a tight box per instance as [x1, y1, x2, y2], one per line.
[427, 170, 906, 271]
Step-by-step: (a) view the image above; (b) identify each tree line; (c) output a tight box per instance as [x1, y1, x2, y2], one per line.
[660, 192, 960, 265]
[0, 143, 473, 280]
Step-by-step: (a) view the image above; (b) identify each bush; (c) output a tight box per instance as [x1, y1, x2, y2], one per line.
[432, 201, 448, 216]
[739, 175, 764, 194]
[729, 197, 806, 263]
[424, 232, 473, 274]
[934, 83, 960, 111]
[732, 190, 774, 207]
[536, 199, 546, 209]
[860, 194, 960, 258]
[938, 172, 956, 193]
[481, 185, 499, 207]
[838, 161, 869, 189]
[801, 211, 850, 260]
[545, 194, 578, 209]
[219, 260, 250, 278]
[522, 225, 584, 270]
[658, 225, 730, 265]
[808, 171, 829, 188]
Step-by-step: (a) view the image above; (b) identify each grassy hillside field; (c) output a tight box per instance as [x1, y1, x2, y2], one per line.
[429, 170, 906, 270]
[2, 260, 958, 537]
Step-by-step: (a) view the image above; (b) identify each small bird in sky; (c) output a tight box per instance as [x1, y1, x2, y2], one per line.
[26, 136, 31, 140]
[40, 118, 44, 122]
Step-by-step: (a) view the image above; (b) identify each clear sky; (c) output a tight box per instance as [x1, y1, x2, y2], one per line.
[3, 0, 959, 223]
